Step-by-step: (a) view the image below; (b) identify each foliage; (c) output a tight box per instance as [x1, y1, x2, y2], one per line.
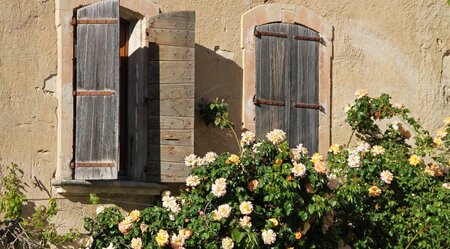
[0, 163, 79, 248]
[200, 98, 241, 153]
[85, 91, 449, 249]
[200, 98, 233, 130]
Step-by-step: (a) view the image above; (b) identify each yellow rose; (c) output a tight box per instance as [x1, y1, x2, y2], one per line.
[328, 144, 341, 154]
[310, 153, 323, 163]
[268, 218, 278, 227]
[129, 210, 140, 222]
[408, 155, 421, 166]
[368, 186, 382, 197]
[433, 137, 443, 147]
[295, 231, 302, 240]
[155, 229, 169, 246]
[228, 154, 240, 165]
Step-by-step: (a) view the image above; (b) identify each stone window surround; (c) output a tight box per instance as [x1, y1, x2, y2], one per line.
[241, 4, 333, 154]
[54, 0, 160, 184]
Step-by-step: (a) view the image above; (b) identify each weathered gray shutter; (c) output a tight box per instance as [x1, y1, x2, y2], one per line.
[255, 23, 289, 139]
[255, 23, 319, 153]
[290, 25, 319, 153]
[74, 0, 120, 179]
[146, 11, 195, 182]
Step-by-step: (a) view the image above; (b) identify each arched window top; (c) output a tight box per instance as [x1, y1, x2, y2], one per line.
[241, 3, 333, 49]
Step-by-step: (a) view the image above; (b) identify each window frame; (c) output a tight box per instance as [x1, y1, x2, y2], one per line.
[54, 0, 160, 181]
[241, 3, 333, 154]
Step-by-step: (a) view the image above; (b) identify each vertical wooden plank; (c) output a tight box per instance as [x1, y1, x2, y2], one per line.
[146, 12, 195, 182]
[255, 23, 289, 139]
[74, 0, 120, 180]
[291, 25, 319, 153]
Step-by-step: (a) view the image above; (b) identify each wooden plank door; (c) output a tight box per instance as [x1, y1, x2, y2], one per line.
[146, 11, 195, 182]
[74, 0, 120, 179]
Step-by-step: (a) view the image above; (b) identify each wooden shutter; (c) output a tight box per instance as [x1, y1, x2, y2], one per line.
[255, 23, 290, 139]
[74, 0, 120, 179]
[255, 23, 319, 153]
[146, 12, 195, 182]
[290, 25, 319, 153]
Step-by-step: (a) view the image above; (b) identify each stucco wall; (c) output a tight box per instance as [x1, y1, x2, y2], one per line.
[0, 0, 449, 233]
[0, 0, 58, 200]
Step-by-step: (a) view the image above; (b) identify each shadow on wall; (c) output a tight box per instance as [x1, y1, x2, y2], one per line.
[194, 44, 243, 156]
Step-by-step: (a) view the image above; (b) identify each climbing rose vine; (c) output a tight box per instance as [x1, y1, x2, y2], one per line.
[84, 91, 449, 248]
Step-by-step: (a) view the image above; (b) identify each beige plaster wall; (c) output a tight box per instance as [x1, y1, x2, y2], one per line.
[0, 0, 449, 233]
[0, 0, 58, 200]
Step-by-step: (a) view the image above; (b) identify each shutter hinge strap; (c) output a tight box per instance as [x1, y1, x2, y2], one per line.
[254, 97, 285, 106]
[293, 103, 324, 111]
[71, 18, 118, 25]
[74, 162, 114, 168]
[74, 90, 116, 96]
[254, 30, 288, 38]
[294, 35, 323, 43]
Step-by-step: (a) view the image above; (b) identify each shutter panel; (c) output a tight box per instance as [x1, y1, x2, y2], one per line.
[74, 0, 120, 180]
[255, 23, 290, 138]
[255, 23, 319, 153]
[290, 26, 319, 153]
[146, 11, 195, 182]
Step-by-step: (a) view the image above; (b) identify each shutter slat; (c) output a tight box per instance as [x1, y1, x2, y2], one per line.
[146, 11, 195, 182]
[255, 23, 289, 139]
[291, 25, 319, 153]
[74, 0, 119, 180]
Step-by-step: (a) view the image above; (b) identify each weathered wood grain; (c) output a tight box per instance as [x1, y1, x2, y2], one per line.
[147, 161, 191, 182]
[75, 0, 119, 180]
[148, 129, 194, 146]
[148, 116, 194, 129]
[148, 11, 195, 31]
[291, 25, 319, 153]
[148, 84, 194, 100]
[148, 61, 194, 84]
[255, 23, 289, 139]
[149, 45, 194, 61]
[148, 145, 194, 162]
[147, 29, 195, 48]
[148, 98, 194, 117]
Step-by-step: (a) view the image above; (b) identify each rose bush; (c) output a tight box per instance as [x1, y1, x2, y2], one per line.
[84, 92, 449, 248]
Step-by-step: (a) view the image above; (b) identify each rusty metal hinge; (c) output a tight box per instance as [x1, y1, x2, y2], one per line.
[293, 103, 324, 111]
[254, 30, 288, 38]
[74, 162, 114, 168]
[74, 90, 115, 96]
[294, 35, 323, 43]
[71, 18, 118, 25]
[254, 97, 285, 106]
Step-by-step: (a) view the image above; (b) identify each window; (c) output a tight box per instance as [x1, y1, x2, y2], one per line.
[254, 23, 320, 153]
[241, 4, 333, 154]
[54, 0, 195, 184]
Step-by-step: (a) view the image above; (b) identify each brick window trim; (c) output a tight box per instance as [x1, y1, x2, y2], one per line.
[54, 0, 160, 180]
[241, 3, 333, 154]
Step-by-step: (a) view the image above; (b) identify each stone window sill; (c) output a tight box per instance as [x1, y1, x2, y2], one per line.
[51, 179, 167, 196]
